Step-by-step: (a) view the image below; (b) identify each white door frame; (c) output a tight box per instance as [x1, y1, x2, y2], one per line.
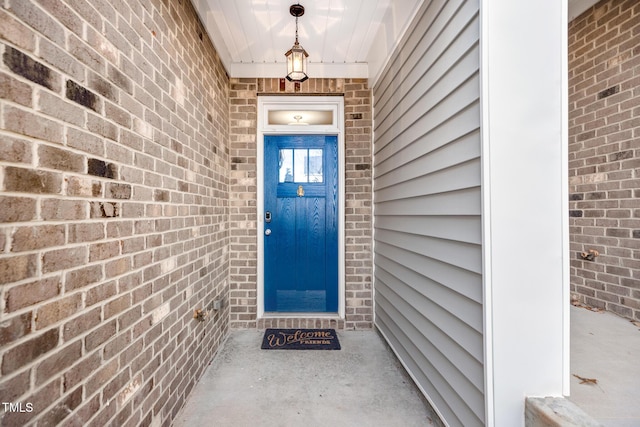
[256, 96, 345, 319]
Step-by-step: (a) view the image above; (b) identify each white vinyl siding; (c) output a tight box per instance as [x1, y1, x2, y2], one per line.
[372, 0, 483, 426]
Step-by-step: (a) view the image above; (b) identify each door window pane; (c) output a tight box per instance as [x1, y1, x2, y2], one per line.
[278, 148, 323, 183]
[279, 149, 293, 182]
[307, 149, 323, 182]
[293, 149, 308, 182]
[268, 110, 333, 125]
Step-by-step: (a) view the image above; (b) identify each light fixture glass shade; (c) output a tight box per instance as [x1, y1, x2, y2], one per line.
[285, 41, 309, 82]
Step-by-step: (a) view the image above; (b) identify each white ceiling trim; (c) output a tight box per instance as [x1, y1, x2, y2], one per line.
[228, 62, 370, 79]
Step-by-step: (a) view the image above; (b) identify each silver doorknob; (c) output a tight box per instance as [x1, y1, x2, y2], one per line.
[265, 229, 271, 236]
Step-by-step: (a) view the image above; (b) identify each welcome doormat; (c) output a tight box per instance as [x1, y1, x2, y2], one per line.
[261, 328, 341, 350]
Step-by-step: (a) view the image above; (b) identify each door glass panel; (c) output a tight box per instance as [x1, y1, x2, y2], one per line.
[293, 149, 307, 182]
[279, 149, 293, 182]
[268, 110, 333, 125]
[279, 148, 324, 183]
[308, 149, 323, 182]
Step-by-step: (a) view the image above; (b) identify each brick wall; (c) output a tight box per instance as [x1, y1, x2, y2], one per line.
[568, 0, 640, 321]
[0, 0, 229, 425]
[228, 78, 373, 330]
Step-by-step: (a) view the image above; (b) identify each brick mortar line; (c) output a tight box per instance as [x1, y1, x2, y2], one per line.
[0, 103, 214, 172]
[1, 37, 220, 157]
[0, 234, 221, 289]
[0, 42, 183, 135]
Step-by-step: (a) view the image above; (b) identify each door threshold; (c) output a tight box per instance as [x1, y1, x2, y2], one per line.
[262, 312, 341, 319]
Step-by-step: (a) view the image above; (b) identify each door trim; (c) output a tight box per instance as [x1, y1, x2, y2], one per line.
[257, 96, 345, 319]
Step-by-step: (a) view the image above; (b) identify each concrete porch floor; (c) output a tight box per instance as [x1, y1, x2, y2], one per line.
[569, 305, 640, 427]
[173, 307, 640, 427]
[173, 329, 440, 427]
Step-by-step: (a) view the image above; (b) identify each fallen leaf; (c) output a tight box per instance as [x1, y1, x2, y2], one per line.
[571, 300, 603, 312]
[573, 374, 598, 385]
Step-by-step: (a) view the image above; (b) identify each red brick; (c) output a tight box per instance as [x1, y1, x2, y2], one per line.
[0, 311, 32, 346]
[104, 294, 132, 320]
[65, 265, 103, 291]
[35, 340, 82, 385]
[5, 276, 60, 311]
[67, 126, 105, 156]
[66, 79, 100, 112]
[41, 198, 87, 221]
[3, 106, 63, 144]
[0, 9, 35, 51]
[62, 307, 101, 341]
[121, 236, 145, 254]
[103, 368, 131, 402]
[105, 101, 132, 128]
[0, 370, 30, 403]
[11, 224, 65, 251]
[37, 386, 83, 426]
[86, 400, 117, 427]
[105, 256, 132, 278]
[74, 395, 101, 426]
[38, 144, 85, 172]
[63, 351, 102, 391]
[86, 281, 117, 307]
[88, 70, 117, 102]
[85, 319, 116, 352]
[42, 246, 87, 273]
[1, 328, 59, 375]
[87, 113, 118, 140]
[4, 166, 62, 194]
[37, 0, 84, 36]
[40, 90, 87, 127]
[68, 222, 105, 243]
[68, 32, 105, 73]
[117, 305, 142, 331]
[0, 134, 32, 164]
[0, 196, 36, 222]
[103, 329, 131, 360]
[67, 176, 103, 198]
[39, 37, 84, 81]
[3, 44, 58, 90]
[0, 70, 32, 106]
[106, 183, 132, 199]
[89, 240, 121, 262]
[35, 293, 83, 330]
[7, 0, 66, 45]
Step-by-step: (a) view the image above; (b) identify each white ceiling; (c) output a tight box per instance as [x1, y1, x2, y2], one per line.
[191, 0, 602, 81]
[191, 0, 421, 81]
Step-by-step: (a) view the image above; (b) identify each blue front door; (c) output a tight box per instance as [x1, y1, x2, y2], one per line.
[264, 135, 338, 312]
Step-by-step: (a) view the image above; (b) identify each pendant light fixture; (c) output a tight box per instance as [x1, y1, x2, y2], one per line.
[285, 3, 309, 82]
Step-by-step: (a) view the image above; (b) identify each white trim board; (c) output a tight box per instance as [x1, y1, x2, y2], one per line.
[256, 96, 346, 320]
